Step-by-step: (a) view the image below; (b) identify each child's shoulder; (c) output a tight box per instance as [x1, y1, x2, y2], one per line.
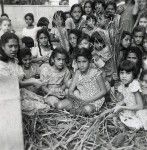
[129, 80, 141, 93]
[89, 68, 102, 77]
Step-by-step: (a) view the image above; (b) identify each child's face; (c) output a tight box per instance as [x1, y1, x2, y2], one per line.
[69, 33, 77, 48]
[1, 20, 11, 32]
[105, 5, 115, 17]
[142, 54, 147, 70]
[140, 74, 147, 94]
[143, 39, 147, 51]
[134, 32, 144, 45]
[25, 16, 33, 26]
[87, 18, 96, 28]
[39, 33, 48, 46]
[71, 7, 82, 21]
[53, 53, 66, 70]
[139, 0, 147, 11]
[95, 3, 104, 14]
[127, 52, 138, 65]
[2, 38, 18, 58]
[94, 40, 104, 51]
[22, 55, 31, 68]
[78, 39, 89, 49]
[120, 70, 133, 85]
[84, 3, 92, 15]
[121, 35, 131, 48]
[139, 17, 147, 28]
[77, 56, 89, 74]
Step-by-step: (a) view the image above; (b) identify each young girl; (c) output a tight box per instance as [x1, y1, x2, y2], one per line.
[65, 4, 86, 31]
[138, 11, 147, 33]
[22, 13, 38, 42]
[119, 31, 132, 62]
[68, 48, 106, 115]
[132, 26, 145, 53]
[125, 47, 142, 74]
[40, 48, 71, 109]
[0, 17, 11, 38]
[31, 28, 53, 65]
[113, 60, 144, 130]
[68, 29, 82, 71]
[83, 1, 94, 20]
[50, 11, 69, 50]
[18, 48, 50, 115]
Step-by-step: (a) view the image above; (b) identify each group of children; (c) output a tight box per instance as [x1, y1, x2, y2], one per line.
[0, 0, 147, 131]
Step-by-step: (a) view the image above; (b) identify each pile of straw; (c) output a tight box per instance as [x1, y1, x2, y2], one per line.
[23, 101, 147, 150]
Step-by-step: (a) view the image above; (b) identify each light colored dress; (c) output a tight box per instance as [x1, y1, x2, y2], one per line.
[40, 64, 70, 96]
[74, 68, 105, 111]
[118, 80, 147, 130]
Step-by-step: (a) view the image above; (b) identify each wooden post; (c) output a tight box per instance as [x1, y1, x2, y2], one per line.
[1, 0, 4, 14]
[0, 76, 24, 150]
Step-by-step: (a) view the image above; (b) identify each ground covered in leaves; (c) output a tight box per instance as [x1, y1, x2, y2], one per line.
[23, 102, 147, 150]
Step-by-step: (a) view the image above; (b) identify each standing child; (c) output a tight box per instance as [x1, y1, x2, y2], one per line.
[68, 48, 106, 115]
[31, 28, 53, 65]
[22, 13, 38, 42]
[65, 4, 86, 31]
[113, 60, 144, 130]
[0, 18, 11, 38]
[83, 1, 94, 20]
[40, 48, 71, 109]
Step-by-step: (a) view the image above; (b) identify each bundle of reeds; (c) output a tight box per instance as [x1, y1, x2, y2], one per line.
[23, 101, 147, 150]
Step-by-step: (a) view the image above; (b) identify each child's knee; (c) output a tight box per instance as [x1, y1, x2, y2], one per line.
[56, 99, 73, 110]
[45, 96, 59, 107]
[83, 105, 95, 115]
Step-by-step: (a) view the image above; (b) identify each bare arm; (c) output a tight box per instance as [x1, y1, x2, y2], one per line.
[132, 0, 139, 15]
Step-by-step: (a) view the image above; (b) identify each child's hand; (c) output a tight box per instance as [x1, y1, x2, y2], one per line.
[30, 78, 42, 87]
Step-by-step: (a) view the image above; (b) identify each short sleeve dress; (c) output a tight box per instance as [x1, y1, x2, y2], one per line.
[118, 80, 144, 129]
[40, 64, 70, 94]
[74, 68, 105, 111]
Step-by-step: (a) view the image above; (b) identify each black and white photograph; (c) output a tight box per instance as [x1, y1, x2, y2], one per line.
[0, 0, 147, 149]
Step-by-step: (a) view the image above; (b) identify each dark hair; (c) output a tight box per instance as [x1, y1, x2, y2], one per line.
[94, 0, 105, 9]
[78, 33, 90, 45]
[83, 1, 94, 14]
[52, 10, 65, 27]
[37, 17, 49, 27]
[18, 48, 32, 65]
[75, 48, 92, 62]
[22, 36, 34, 48]
[144, 33, 147, 40]
[91, 31, 105, 47]
[105, 1, 117, 11]
[125, 46, 142, 72]
[140, 70, 147, 81]
[70, 4, 83, 18]
[140, 11, 147, 19]
[49, 47, 69, 66]
[121, 31, 132, 41]
[133, 26, 146, 39]
[118, 60, 139, 79]
[36, 28, 53, 56]
[86, 14, 97, 23]
[0, 32, 19, 62]
[1, 13, 9, 18]
[24, 13, 34, 22]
